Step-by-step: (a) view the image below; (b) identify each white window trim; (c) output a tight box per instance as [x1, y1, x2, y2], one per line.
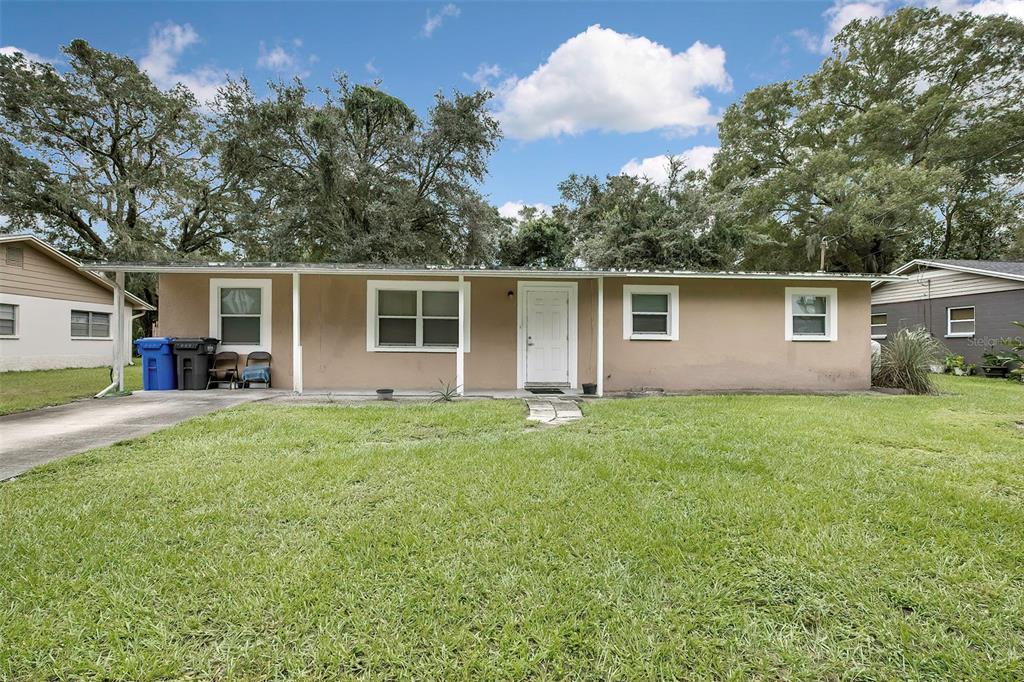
[209, 278, 273, 353]
[785, 287, 838, 342]
[622, 284, 680, 341]
[0, 303, 18, 339]
[946, 306, 975, 338]
[365, 280, 470, 353]
[870, 312, 887, 340]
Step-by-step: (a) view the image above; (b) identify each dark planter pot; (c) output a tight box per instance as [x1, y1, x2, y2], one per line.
[376, 388, 395, 401]
[582, 382, 597, 395]
[981, 366, 1009, 378]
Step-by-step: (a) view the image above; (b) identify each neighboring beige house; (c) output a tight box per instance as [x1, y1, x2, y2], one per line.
[0, 235, 152, 372]
[92, 261, 902, 395]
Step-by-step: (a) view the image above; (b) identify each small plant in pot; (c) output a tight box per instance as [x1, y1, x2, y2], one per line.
[979, 322, 1024, 380]
[944, 354, 972, 376]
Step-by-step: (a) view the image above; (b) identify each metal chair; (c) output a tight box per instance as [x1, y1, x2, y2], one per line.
[207, 351, 240, 389]
[241, 351, 272, 388]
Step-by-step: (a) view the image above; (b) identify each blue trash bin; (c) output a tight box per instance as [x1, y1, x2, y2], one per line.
[134, 337, 177, 390]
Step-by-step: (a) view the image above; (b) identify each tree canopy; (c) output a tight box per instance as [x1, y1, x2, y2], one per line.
[214, 77, 504, 264]
[2, 8, 1022, 278]
[558, 164, 744, 270]
[711, 8, 1024, 273]
[0, 40, 234, 262]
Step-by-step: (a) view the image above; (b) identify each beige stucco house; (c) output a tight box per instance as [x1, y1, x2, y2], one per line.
[0, 235, 152, 372]
[91, 261, 901, 395]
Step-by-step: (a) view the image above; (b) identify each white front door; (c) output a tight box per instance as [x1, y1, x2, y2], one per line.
[525, 288, 570, 384]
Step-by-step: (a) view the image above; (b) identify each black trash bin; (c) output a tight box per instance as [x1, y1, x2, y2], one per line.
[171, 337, 219, 390]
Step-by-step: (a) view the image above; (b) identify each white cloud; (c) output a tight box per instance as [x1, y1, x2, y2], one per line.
[365, 59, 379, 75]
[929, 0, 1024, 19]
[139, 22, 226, 104]
[796, 0, 888, 53]
[422, 4, 460, 38]
[498, 201, 552, 220]
[463, 63, 502, 89]
[257, 40, 311, 77]
[620, 145, 719, 185]
[258, 44, 296, 71]
[0, 45, 56, 65]
[802, 0, 1024, 53]
[493, 25, 731, 141]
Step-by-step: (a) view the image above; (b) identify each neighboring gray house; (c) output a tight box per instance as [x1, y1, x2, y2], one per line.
[871, 260, 1024, 365]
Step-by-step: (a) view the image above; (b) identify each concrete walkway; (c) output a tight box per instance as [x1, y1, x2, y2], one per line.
[0, 391, 270, 480]
[525, 397, 583, 426]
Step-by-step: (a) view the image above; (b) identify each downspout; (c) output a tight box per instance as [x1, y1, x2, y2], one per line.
[95, 271, 126, 398]
[126, 310, 146, 365]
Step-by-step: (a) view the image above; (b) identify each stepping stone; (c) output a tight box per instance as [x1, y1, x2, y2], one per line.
[525, 397, 582, 426]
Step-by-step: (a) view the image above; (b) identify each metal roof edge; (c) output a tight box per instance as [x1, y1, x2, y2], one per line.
[887, 258, 1024, 283]
[78, 261, 906, 282]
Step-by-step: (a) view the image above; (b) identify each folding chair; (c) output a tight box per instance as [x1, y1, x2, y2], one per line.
[241, 351, 272, 388]
[207, 351, 240, 389]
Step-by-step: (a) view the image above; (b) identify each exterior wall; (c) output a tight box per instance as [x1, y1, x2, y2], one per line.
[602, 278, 872, 392]
[158, 273, 871, 392]
[0, 242, 113, 304]
[158, 273, 295, 389]
[872, 267, 1024, 305]
[871, 289, 1024, 365]
[0, 292, 134, 371]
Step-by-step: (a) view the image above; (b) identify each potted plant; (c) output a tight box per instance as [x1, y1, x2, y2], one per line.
[944, 354, 967, 375]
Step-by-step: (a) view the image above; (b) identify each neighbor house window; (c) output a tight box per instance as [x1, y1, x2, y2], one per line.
[366, 280, 470, 352]
[785, 287, 838, 341]
[870, 313, 887, 340]
[622, 285, 679, 340]
[0, 303, 17, 336]
[209, 279, 273, 352]
[946, 306, 975, 337]
[71, 310, 110, 338]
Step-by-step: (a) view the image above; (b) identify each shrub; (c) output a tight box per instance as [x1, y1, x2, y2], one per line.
[872, 327, 946, 394]
[431, 379, 459, 402]
[985, 321, 1024, 382]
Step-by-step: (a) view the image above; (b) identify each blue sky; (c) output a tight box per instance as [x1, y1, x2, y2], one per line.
[2, 0, 1021, 217]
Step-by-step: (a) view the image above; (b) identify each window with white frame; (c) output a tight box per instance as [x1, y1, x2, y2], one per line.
[946, 306, 975, 337]
[0, 303, 17, 336]
[785, 287, 838, 341]
[70, 310, 110, 338]
[870, 313, 887, 339]
[622, 285, 679, 340]
[209, 279, 273, 352]
[367, 280, 470, 352]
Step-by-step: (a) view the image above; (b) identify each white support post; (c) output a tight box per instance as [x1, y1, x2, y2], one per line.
[456, 275, 465, 396]
[292, 272, 302, 394]
[114, 271, 126, 392]
[596, 276, 604, 397]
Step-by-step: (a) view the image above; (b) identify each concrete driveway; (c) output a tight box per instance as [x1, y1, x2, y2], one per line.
[0, 391, 272, 480]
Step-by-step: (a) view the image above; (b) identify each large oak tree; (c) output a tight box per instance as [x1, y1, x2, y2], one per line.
[214, 77, 504, 264]
[0, 40, 235, 262]
[712, 8, 1024, 273]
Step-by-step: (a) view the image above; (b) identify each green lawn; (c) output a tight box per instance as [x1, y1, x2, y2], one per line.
[0, 364, 142, 415]
[2, 377, 1022, 679]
